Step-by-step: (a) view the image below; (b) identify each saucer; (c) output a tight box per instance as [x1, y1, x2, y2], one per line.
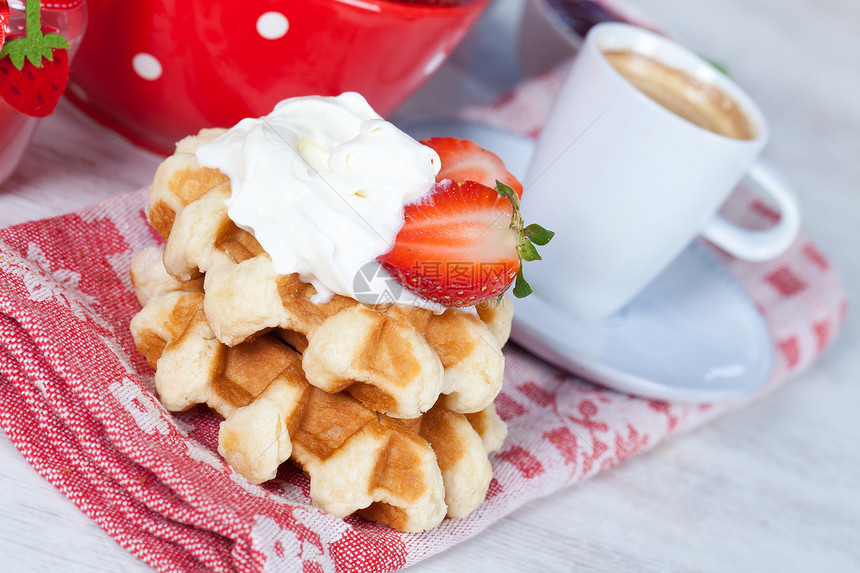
[402, 117, 774, 402]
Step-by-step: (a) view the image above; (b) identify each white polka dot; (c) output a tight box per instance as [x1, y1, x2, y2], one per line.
[257, 12, 289, 40]
[132, 53, 162, 81]
[423, 50, 447, 76]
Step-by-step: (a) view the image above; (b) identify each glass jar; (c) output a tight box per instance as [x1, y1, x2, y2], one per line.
[0, 0, 88, 185]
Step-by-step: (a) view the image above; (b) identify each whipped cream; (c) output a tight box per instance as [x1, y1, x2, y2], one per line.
[195, 93, 440, 303]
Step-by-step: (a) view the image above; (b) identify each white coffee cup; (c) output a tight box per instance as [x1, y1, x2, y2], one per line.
[522, 22, 800, 321]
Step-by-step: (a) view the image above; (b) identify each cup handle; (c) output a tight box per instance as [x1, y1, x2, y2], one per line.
[701, 160, 801, 261]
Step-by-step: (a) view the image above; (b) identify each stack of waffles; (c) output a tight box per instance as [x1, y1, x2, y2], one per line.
[129, 131, 513, 532]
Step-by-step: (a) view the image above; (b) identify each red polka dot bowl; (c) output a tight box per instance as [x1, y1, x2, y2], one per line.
[66, 0, 490, 154]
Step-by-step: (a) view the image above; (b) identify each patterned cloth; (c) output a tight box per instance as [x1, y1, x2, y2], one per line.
[0, 68, 847, 572]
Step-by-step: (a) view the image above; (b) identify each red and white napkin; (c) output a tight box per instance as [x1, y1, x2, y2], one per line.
[0, 67, 847, 572]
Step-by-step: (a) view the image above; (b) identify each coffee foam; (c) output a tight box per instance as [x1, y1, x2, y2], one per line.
[604, 50, 756, 141]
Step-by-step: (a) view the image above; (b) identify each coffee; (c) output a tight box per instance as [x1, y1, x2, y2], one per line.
[604, 50, 756, 140]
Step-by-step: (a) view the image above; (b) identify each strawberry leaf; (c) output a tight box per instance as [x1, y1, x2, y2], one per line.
[1, 43, 25, 68]
[524, 223, 555, 246]
[495, 180, 518, 202]
[493, 179, 554, 300]
[23, 40, 50, 66]
[512, 267, 533, 298]
[518, 239, 541, 262]
[43, 33, 70, 50]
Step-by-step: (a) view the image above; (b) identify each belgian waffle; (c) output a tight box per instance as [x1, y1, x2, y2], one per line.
[130, 250, 506, 531]
[129, 129, 514, 531]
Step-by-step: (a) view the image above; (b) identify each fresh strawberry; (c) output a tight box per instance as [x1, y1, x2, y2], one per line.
[378, 179, 553, 308]
[0, 0, 70, 117]
[421, 137, 524, 197]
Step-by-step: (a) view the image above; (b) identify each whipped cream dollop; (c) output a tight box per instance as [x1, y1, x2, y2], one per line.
[195, 93, 440, 303]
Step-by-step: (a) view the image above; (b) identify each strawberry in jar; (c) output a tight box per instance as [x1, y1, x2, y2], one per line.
[0, 0, 87, 185]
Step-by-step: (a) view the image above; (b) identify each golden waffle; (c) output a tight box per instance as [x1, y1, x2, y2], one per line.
[129, 251, 507, 531]
[130, 246, 204, 307]
[148, 131, 512, 420]
[148, 128, 230, 241]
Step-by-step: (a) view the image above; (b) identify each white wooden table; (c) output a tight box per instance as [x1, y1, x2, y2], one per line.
[1, 0, 858, 571]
